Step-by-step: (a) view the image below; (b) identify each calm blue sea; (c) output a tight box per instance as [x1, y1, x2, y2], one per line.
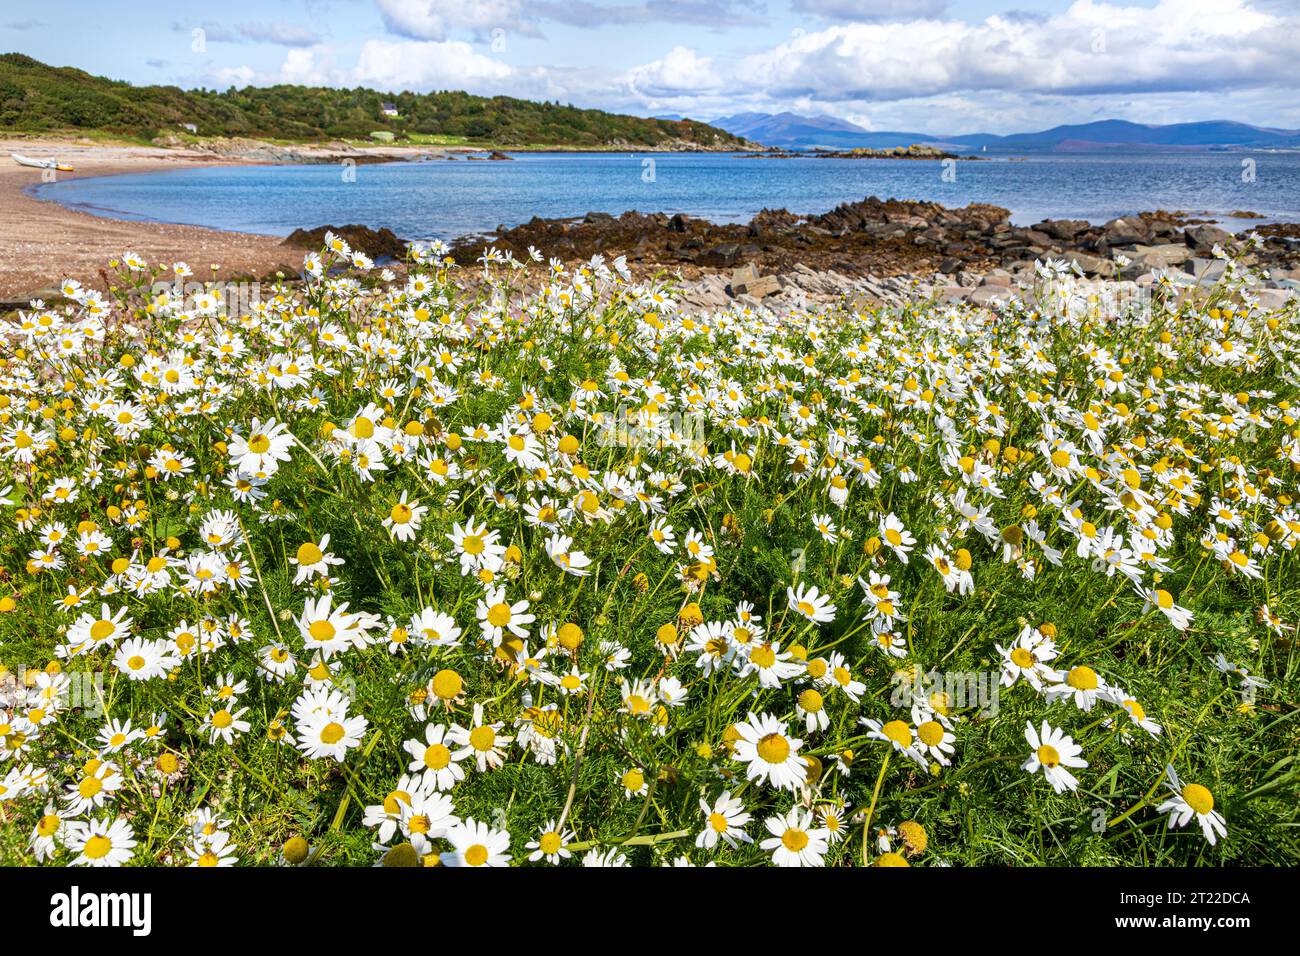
[35, 150, 1300, 241]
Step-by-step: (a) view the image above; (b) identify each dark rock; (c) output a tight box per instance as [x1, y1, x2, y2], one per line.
[1186, 223, 1231, 252]
[1034, 219, 1090, 241]
[282, 224, 408, 261]
[1102, 217, 1148, 246]
[0, 287, 72, 312]
[698, 243, 742, 267]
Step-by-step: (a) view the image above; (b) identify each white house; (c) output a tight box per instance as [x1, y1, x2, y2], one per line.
[381, 102, 399, 118]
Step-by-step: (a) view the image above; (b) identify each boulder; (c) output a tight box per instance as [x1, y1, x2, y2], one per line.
[1102, 217, 1149, 246]
[1063, 252, 1116, 278]
[968, 285, 1015, 305]
[1034, 219, 1090, 241]
[1255, 288, 1294, 310]
[1186, 223, 1231, 252]
[282, 224, 408, 261]
[1130, 244, 1192, 271]
[0, 287, 72, 312]
[698, 243, 742, 268]
[731, 274, 781, 298]
[1185, 257, 1226, 281]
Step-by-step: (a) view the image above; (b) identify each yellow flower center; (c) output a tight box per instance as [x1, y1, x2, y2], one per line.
[917, 721, 945, 747]
[297, 542, 324, 565]
[319, 722, 346, 744]
[432, 669, 463, 700]
[424, 744, 452, 770]
[1182, 783, 1214, 815]
[756, 732, 790, 763]
[882, 720, 913, 748]
[1067, 666, 1098, 691]
[1011, 647, 1036, 668]
[382, 790, 412, 815]
[798, 689, 824, 713]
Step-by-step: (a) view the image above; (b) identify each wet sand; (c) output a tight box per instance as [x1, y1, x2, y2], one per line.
[0, 137, 442, 302]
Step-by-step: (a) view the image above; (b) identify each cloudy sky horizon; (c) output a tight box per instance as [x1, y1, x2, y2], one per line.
[4, 0, 1300, 135]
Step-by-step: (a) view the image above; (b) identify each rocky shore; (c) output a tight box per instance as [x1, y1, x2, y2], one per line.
[3, 133, 1296, 315]
[743, 144, 982, 161]
[450, 197, 1300, 287]
[673, 257, 1297, 314]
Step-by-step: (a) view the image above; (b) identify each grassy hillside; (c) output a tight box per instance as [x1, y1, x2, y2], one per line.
[0, 53, 748, 149]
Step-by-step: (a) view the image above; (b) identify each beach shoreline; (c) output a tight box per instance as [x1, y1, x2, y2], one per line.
[4, 136, 1299, 307]
[0, 136, 460, 301]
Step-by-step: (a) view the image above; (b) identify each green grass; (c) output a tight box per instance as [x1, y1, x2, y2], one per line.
[0, 250, 1296, 867]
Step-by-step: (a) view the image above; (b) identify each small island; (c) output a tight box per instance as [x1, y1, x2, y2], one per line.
[742, 143, 986, 160]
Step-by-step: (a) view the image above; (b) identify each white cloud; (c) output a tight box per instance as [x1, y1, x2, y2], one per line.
[738, 0, 1297, 102]
[375, 0, 533, 40]
[375, 0, 766, 36]
[790, 0, 946, 20]
[626, 46, 722, 97]
[279, 48, 335, 85]
[180, 0, 1300, 132]
[353, 39, 517, 91]
[211, 64, 258, 88]
[238, 22, 323, 48]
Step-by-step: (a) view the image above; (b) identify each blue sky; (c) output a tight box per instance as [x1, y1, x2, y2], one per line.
[4, 0, 1300, 133]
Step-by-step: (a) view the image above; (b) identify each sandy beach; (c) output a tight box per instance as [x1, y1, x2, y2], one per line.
[0, 136, 447, 303]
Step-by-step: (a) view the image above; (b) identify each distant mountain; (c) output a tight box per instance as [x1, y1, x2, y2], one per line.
[950, 119, 1300, 150]
[711, 112, 1300, 151]
[712, 111, 939, 149]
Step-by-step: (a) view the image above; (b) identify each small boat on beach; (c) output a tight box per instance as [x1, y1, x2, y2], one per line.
[11, 153, 75, 172]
